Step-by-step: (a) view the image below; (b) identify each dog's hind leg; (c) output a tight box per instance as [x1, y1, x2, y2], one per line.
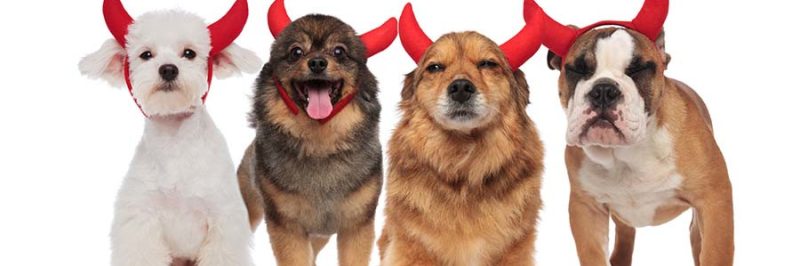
[609, 216, 636, 266]
[238, 143, 264, 231]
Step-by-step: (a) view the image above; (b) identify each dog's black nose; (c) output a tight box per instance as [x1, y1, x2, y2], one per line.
[589, 81, 621, 109]
[159, 64, 179, 82]
[448, 79, 476, 104]
[308, 58, 328, 73]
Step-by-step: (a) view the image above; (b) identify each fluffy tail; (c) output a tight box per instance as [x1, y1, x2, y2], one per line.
[237, 143, 265, 231]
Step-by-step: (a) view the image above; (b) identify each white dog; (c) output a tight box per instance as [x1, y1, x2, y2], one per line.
[78, 0, 261, 265]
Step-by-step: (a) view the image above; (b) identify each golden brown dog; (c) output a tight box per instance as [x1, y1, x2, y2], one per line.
[379, 4, 545, 266]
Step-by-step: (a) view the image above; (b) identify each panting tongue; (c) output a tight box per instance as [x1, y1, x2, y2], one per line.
[306, 88, 333, 120]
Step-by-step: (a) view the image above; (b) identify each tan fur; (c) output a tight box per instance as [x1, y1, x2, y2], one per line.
[237, 144, 264, 231]
[380, 32, 543, 266]
[558, 29, 733, 266]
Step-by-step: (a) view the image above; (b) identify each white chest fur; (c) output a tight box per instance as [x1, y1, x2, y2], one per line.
[577, 126, 684, 227]
[111, 106, 252, 263]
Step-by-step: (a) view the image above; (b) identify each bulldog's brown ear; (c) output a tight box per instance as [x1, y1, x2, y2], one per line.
[656, 30, 671, 67]
[401, 71, 416, 101]
[547, 50, 562, 70]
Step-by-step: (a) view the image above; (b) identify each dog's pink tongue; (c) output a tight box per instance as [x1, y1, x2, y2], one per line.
[306, 88, 333, 120]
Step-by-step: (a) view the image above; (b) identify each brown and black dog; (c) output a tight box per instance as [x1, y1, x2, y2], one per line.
[237, 1, 396, 265]
[378, 4, 545, 266]
[526, 0, 734, 265]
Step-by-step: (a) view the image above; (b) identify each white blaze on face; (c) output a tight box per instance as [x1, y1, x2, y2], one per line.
[125, 11, 212, 117]
[565, 30, 648, 147]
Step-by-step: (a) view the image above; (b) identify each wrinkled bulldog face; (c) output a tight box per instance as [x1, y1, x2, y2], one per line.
[555, 28, 667, 147]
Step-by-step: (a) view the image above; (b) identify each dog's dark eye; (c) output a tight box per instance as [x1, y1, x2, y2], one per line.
[139, 51, 153, 61]
[566, 62, 591, 76]
[182, 49, 197, 60]
[333, 46, 346, 58]
[626, 61, 654, 76]
[290, 47, 304, 59]
[566, 57, 593, 77]
[426, 63, 445, 73]
[478, 60, 498, 69]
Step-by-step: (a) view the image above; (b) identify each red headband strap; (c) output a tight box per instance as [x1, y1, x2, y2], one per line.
[524, 0, 668, 58]
[399, 3, 543, 70]
[267, 0, 397, 58]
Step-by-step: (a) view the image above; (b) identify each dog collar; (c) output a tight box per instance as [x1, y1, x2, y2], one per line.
[273, 77, 356, 124]
[122, 58, 213, 117]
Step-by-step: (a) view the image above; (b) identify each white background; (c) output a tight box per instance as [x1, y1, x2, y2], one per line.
[0, 0, 797, 265]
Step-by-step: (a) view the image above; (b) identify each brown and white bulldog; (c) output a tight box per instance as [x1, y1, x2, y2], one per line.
[530, 0, 735, 264]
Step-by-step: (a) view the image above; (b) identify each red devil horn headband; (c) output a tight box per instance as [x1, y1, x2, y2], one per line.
[103, 0, 133, 47]
[399, 3, 543, 71]
[267, 0, 397, 58]
[208, 0, 249, 56]
[103, 0, 248, 56]
[524, 0, 668, 57]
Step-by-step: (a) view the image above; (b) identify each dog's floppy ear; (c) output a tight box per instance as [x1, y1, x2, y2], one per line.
[212, 43, 262, 79]
[401, 71, 416, 101]
[546, 50, 562, 71]
[79, 39, 126, 87]
[656, 30, 671, 68]
[512, 70, 531, 107]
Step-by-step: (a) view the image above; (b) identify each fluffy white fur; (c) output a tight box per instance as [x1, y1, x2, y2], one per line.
[79, 10, 261, 266]
[565, 30, 648, 147]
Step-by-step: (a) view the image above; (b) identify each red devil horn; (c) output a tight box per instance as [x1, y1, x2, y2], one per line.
[268, 0, 292, 38]
[630, 0, 668, 41]
[103, 0, 134, 47]
[500, 6, 543, 70]
[359, 18, 398, 58]
[208, 0, 249, 56]
[523, 0, 577, 57]
[399, 3, 433, 64]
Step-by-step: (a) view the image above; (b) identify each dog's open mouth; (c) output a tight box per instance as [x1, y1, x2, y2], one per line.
[292, 79, 344, 120]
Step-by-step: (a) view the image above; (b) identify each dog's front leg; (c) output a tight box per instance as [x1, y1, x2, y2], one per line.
[196, 212, 254, 266]
[692, 184, 734, 266]
[267, 219, 314, 266]
[569, 192, 611, 266]
[379, 233, 439, 266]
[337, 218, 375, 266]
[495, 229, 536, 266]
[110, 210, 172, 266]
